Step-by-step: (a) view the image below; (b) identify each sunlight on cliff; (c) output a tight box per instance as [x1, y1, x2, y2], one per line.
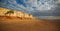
[0, 7, 33, 18]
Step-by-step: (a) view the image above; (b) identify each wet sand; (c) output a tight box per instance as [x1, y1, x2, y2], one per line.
[0, 16, 60, 31]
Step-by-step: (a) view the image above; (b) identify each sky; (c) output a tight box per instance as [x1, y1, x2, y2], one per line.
[0, 0, 60, 16]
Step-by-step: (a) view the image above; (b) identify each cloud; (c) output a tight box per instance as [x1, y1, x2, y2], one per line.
[0, 0, 26, 11]
[24, 0, 57, 11]
[0, 0, 57, 11]
[0, 0, 60, 16]
[57, 0, 60, 3]
[0, 0, 60, 19]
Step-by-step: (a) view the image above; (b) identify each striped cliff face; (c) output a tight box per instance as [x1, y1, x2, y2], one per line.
[0, 7, 33, 18]
[0, 7, 10, 16]
[13, 10, 33, 18]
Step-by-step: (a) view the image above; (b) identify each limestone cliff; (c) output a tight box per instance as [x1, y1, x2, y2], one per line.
[0, 7, 33, 18]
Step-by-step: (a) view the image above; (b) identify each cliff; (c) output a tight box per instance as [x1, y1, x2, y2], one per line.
[0, 7, 60, 31]
[0, 7, 33, 18]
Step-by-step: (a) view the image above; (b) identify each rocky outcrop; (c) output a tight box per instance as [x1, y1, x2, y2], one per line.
[0, 7, 33, 18]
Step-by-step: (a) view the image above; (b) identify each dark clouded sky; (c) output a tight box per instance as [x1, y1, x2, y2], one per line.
[0, 0, 60, 16]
